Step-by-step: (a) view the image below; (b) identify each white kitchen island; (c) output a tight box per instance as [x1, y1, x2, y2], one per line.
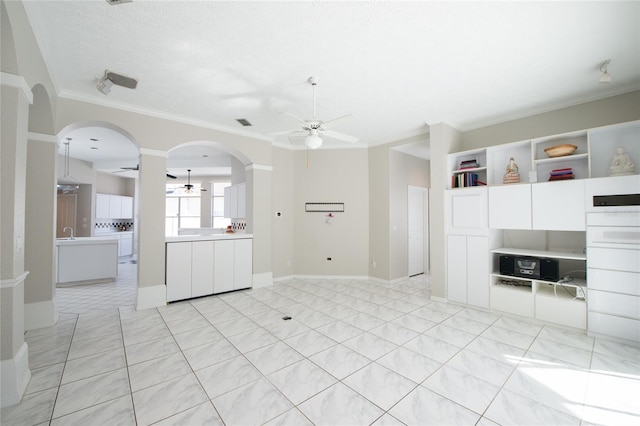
[56, 237, 119, 285]
[166, 233, 253, 302]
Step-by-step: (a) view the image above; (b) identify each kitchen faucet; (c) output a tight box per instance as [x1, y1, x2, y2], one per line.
[63, 226, 74, 239]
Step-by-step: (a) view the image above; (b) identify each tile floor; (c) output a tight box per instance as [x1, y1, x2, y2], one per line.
[2, 266, 639, 425]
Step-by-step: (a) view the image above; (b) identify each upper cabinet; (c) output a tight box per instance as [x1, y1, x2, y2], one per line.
[96, 194, 134, 219]
[224, 182, 246, 219]
[588, 121, 640, 179]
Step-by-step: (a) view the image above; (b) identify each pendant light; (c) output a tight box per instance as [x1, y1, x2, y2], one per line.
[184, 169, 194, 193]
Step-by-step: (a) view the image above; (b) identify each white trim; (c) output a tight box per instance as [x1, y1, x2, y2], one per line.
[25, 300, 57, 331]
[27, 132, 57, 144]
[58, 90, 272, 142]
[139, 148, 168, 158]
[1, 343, 31, 409]
[430, 296, 448, 303]
[252, 272, 273, 288]
[136, 284, 167, 310]
[245, 164, 273, 172]
[273, 275, 294, 283]
[0, 272, 29, 289]
[0, 72, 33, 104]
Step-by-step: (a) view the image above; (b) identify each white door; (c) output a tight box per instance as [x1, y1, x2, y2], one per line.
[408, 186, 428, 276]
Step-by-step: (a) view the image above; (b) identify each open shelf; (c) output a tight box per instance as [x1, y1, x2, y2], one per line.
[491, 247, 586, 261]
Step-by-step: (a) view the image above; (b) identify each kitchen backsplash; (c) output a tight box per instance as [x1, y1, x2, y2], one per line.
[231, 220, 247, 232]
[95, 220, 134, 233]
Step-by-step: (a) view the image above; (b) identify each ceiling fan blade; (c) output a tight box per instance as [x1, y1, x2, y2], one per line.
[321, 129, 359, 144]
[281, 112, 309, 125]
[271, 129, 308, 137]
[166, 173, 177, 179]
[321, 114, 352, 129]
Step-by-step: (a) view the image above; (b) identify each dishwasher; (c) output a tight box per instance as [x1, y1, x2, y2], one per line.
[586, 192, 640, 343]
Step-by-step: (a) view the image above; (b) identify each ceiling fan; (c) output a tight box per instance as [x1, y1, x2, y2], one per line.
[114, 165, 177, 179]
[183, 169, 207, 192]
[272, 77, 359, 149]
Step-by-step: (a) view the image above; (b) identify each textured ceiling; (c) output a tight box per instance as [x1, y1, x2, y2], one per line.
[23, 0, 640, 170]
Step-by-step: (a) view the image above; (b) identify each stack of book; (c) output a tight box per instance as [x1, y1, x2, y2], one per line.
[452, 172, 486, 188]
[548, 167, 574, 181]
[458, 159, 480, 170]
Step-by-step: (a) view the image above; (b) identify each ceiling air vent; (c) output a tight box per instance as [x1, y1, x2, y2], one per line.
[236, 118, 252, 127]
[105, 0, 133, 5]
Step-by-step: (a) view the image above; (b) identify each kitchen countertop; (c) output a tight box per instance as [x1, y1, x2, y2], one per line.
[166, 233, 253, 243]
[56, 236, 119, 246]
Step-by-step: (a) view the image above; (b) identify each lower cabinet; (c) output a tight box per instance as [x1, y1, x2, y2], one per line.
[119, 233, 133, 257]
[166, 238, 253, 302]
[213, 239, 253, 294]
[447, 235, 489, 308]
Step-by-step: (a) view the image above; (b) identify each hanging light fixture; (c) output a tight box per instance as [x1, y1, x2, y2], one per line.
[184, 169, 194, 193]
[63, 138, 72, 178]
[599, 59, 611, 83]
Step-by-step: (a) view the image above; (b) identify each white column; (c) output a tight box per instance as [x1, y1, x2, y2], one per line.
[1, 72, 33, 407]
[245, 164, 273, 288]
[136, 149, 168, 309]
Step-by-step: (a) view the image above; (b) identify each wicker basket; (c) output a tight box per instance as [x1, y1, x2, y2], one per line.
[544, 144, 577, 158]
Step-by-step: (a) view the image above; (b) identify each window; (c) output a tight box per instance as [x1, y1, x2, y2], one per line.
[165, 183, 202, 236]
[212, 182, 231, 229]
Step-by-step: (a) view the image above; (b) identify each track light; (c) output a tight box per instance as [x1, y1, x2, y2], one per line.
[97, 77, 114, 95]
[305, 130, 323, 149]
[599, 60, 611, 83]
[96, 70, 138, 95]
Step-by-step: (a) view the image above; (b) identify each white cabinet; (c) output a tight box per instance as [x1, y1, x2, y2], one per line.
[109, 195, 122, 219]
[166, 237, 253, 302]
[488, 184, 532, 229]
[237, 182, 246, 219]
[96, 194, 134, 219]
[532, 180, 585, 231]
[166, 242, 193, 302]
[120, 196, 133, 219]
[586, 212, 640, 342]
[96, 194, 110, 219]
[213, 238, 253, 294]
[446, 187, 488, 235]
[192, 241, 214, 298]
[447, 235, 489, 308]
[166, 240, 215, 302]
[223, 183, 246, 219]
[119, 233, 133, 257]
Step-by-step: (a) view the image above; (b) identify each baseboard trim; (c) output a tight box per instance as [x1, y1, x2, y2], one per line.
[430, 296, 448, 303]
[136, 284, 166, 310]
[25, 300, 57, 331]
[1, 343, 31, 408]
[252, 272, 273, 289]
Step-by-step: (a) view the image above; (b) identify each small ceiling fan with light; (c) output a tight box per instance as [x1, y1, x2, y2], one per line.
[272, 77, 359, 149]
[183, 169, 207, 192]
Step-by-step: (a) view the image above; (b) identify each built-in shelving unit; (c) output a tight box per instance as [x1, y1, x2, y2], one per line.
[445, 120, 639, 335]
[446, 120, 639, 190]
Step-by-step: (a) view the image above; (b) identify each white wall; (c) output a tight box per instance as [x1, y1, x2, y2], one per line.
[293, 149, 370, 277]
